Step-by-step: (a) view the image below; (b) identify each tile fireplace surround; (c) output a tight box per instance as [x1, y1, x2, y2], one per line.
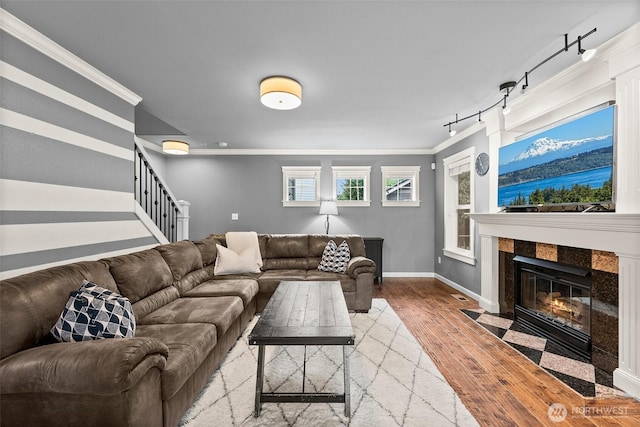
[470, 212, 640, 400]
[499, 239, 617, 375]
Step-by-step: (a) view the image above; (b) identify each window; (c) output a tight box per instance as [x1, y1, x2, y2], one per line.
[282, 166, 321, 207]
[381, 166, 421, 207]
[443, 148, 475, 265]
[332, 166, 371, 207]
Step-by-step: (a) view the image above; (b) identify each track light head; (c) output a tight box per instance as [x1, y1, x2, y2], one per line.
[448, 123, 456, 137]
[577, 35, 597, 62]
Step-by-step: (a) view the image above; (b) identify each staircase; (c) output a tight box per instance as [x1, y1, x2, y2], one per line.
[134, 139, 189, 243]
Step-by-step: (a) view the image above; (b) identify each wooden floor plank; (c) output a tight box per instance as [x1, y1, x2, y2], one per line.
[373, 278, 640, 426]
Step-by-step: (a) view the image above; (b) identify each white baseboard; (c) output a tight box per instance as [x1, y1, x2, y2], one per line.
[382, 272, 434, 278]
[434, 274, 481, 303]
[614, 368, 640, 400]
[380, 272, 482, 303]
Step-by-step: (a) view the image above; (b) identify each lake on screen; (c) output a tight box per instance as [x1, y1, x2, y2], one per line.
[498, 166, 612, 206]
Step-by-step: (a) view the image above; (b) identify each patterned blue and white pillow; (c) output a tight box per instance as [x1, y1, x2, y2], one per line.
[317, 240, 351, 273]
[51, 280, 136, 342]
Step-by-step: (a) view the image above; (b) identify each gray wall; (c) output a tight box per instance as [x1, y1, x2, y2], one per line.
[165, 154, 435, 274]
[434, 130, 490, 295]
[0, 28, 159, 277]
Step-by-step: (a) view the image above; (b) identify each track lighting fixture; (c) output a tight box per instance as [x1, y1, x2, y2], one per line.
[442, 27, 597, 133]
[500, 81, 515, 115]
[522, 72, 529, 92]
[577, 35, 597, 62]
[448, 114, 458, 136]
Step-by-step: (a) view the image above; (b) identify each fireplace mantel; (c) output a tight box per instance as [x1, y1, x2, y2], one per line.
[469, 213, 640, 255]
[469, 212, 640, 399]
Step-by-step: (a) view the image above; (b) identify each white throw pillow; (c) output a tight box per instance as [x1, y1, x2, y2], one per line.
[214, 244, 261, 275]
[226, 231, 263, 268]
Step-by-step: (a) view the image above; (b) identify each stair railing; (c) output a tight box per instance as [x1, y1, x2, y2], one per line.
[134, 140, 185, 242]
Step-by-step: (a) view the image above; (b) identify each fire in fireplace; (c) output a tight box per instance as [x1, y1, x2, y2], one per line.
[514, 256, 592, 358]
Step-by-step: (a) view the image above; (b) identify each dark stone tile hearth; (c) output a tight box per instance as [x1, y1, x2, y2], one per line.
[462, 309, 624, 398]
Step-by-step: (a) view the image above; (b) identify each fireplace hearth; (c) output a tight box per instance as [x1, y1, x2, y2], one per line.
[514, 255, 592, 359]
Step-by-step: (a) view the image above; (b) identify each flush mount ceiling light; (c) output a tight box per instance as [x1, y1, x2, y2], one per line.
[260, 76, 302, 110]
[442, 28, 597, 133]
[162, 140, 189, 155]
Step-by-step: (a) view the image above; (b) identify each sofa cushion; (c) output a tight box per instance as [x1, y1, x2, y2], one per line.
[105, 250, 173, 304]
[0, 260, 116, 359]
[51, 281, 136, 342]
[266, 234, 308, 259]
[155, 241, 203, 281]
[317, 240, 350, 273]
[137, 296, 243, 338]
[192, 236, 221, 266]
[214, 244, 261, 275]
[257, 270, 307, 294]
[184, 279, 259, 307]
[135, 323, 216, 400]
[172, 266, 215, 295]
[304, 271, 357, 293]
[262, 257, 310, 270]
[131, 286, 180, 320]
[308, 234, 366, 258]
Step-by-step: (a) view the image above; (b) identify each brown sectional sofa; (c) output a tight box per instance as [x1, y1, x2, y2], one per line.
[208, 234, 376, 312]
[0, 234, 374, 427]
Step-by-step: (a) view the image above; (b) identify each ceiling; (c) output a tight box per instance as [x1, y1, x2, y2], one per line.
[3, 1, 639, 153]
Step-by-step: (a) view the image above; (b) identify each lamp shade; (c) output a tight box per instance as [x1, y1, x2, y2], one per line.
[319, 201, 338, 216]
[260, 76, 302, 110]
[162, 140, 189, 155]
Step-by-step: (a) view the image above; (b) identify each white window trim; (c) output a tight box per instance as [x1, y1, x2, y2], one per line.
[282, 166, 321, 207]
[442, 148, 475, 265]
[381, 166, 421, 207]
[332, 166, 371, 207]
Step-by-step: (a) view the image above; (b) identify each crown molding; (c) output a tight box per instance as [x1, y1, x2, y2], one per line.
[432, 122, 486, 154]
[188, 148, 434, 156]
[0, 8, 142, 106]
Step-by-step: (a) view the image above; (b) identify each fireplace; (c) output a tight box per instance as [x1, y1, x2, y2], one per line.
[514, 255, 592, 359]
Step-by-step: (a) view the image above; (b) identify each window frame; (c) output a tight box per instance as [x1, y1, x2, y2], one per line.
[380, 166, 421, 207]
[332, 166, 371, 207]
[282, 166, 321, 207]
[442, 148, 475, 265]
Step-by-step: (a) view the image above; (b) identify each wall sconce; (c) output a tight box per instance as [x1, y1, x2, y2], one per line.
[319, 201, 338, 235]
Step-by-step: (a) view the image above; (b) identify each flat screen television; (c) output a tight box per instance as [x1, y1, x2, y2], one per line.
[498, 103, 615, 209]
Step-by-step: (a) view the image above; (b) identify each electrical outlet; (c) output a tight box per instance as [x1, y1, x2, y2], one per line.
[438, 256, 442, 264]
[231, 213, 239, 221]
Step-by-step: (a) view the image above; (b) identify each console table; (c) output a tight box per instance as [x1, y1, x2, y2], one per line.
[363, 237, 383, 284]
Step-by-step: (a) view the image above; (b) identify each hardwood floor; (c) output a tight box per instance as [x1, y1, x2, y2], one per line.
[373, 277, 640, 426]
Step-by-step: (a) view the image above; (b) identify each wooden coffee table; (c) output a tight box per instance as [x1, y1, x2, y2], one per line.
[248, 281, 355, 417]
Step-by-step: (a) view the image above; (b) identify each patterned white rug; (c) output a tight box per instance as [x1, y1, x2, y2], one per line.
[179, 298, 478, 426]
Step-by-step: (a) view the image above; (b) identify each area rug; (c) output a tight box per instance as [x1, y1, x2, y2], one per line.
[461, 308, 623, 399]
[180, 298, 478, 426]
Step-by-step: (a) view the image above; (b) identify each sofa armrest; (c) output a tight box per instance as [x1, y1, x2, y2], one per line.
[0, 337, 168, 395]
[347, 256, 376, 279]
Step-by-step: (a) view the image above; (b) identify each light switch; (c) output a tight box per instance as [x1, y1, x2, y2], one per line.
[231, 213, 239, 220]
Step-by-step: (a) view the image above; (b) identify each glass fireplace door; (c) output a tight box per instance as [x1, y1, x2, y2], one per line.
[520, 269, 591, 335]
